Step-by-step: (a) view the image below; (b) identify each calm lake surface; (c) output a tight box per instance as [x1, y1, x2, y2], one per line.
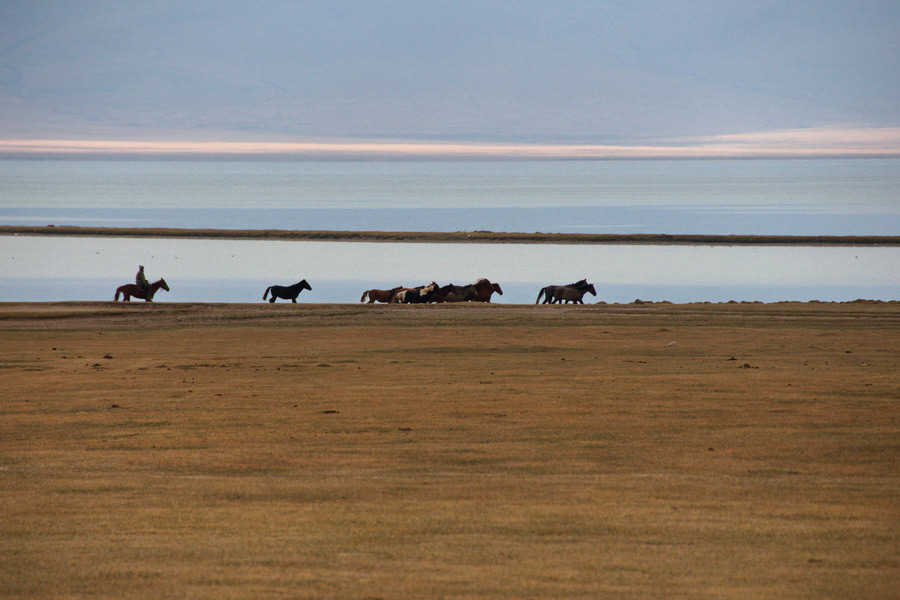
[1, 158, 898, 235]
[1, 236, 897, 303]
[1, 159, 897, 303]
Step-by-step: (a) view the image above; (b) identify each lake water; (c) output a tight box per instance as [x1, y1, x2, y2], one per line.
[1, 236, 897, 303]
[1, 159, 898, 303]
[1, 159, 898, 235]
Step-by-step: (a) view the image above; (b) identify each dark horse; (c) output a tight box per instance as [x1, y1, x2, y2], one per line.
[536, 279, 588, 304]
[393, 282, 439, 304]
[552, 283, 597, 304]
[263, 279, 312, 303]
[114, 278, 170, 302]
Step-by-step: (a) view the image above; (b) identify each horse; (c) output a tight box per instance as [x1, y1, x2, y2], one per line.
[394, 282, 438, 304]
[552, 283, 597, 304]
[435, 284, 477, 303]
[431, 284, 457, 303]
[536, 279, 589, 304]
[114, 278, 170, 302]
[360, 286, 403, 303]
[535, 285, 557, 304]
[391, 282, 438, 303]
[263, 279, 312, 303]
[473, 278, 503, 303]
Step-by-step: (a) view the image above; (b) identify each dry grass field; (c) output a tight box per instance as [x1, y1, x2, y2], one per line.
[1, 301, 897, 599]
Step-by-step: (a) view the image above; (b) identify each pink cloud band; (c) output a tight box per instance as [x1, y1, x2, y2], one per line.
[1, 127, 897, 159]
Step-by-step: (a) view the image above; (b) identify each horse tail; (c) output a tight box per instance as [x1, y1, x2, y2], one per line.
[360, 290, 369, 303]
[114, 287, 121, 301]
[535, 288, 545, 304]
[263, 286, 271, 300]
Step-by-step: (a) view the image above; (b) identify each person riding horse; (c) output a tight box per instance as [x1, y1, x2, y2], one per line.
[136, 265, 152, 298]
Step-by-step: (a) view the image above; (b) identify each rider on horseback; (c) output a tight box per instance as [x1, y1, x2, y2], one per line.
[136, 265, 152, 299]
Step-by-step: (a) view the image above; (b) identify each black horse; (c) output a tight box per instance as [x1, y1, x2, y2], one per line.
[402, 287, 437, 304]
[536, 279, 588, 304]
[263, 280, 312, 303]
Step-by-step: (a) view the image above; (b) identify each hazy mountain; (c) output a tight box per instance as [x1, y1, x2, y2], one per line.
[1, 0, 897, 143]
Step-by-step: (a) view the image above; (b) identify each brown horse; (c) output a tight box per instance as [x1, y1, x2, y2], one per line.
[473, 278, 503, 302]
[361, 286, 403, 303]
[552, 283, 597, 304]
[114, 278, 170, 302]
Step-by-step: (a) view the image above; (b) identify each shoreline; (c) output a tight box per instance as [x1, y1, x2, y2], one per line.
[2, 225, 899, 246]
[2, 300, 897, 331]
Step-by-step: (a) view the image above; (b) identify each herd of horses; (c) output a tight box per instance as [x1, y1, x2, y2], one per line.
[360, 279, 505, 304]
[113, 276, 597, 304]
[361, 278, 596, 304]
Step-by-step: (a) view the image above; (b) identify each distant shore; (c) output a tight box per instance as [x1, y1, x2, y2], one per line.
[2, 225, 898, 246]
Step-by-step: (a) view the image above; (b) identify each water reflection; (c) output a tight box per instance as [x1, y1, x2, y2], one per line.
[1, 236, 898, 303]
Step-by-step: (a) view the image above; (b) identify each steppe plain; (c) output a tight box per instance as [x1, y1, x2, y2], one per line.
[1, 300, 897, 599]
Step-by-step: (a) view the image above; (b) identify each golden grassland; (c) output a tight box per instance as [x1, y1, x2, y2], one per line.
[3, 224, 900, 245]
[1, 301, 897, 599]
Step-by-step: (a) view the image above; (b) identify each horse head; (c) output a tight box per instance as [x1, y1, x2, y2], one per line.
[299, 279, 312, 291]
[585, 283, 597, 296]
[157, 278, 170, 292]
[492, 283, 503, 295]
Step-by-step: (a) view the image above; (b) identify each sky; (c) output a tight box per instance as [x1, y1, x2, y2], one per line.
[0, 0, 898, 158]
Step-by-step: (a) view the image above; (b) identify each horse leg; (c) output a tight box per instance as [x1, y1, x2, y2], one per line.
[291, 297, 297, 303]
